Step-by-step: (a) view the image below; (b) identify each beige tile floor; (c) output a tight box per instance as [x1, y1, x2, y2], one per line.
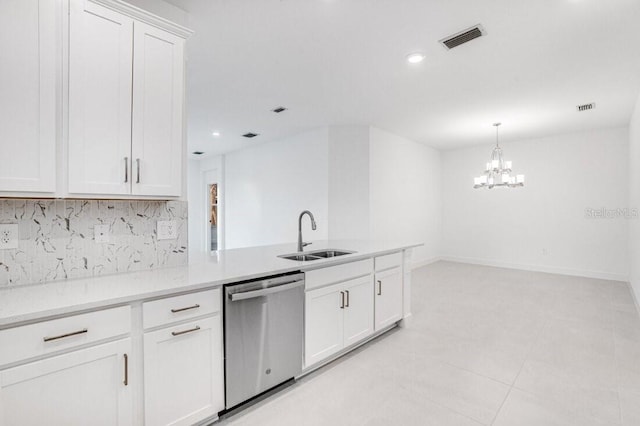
[219, 261, 640, 426]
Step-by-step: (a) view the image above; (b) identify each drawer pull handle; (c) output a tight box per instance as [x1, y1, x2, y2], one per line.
[43, 328, 88, 342]
[123, 353, 129, 386]
[377, 280, 382, 296]
[345, 290, 350, 307]
[171, 304, 200, 313]
[171, 326, 201, 336]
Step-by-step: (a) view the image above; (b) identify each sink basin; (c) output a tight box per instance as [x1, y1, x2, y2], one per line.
[278, 253, 322, 261]
[308, 249, 355, 258]
[278, 249, 356, 261]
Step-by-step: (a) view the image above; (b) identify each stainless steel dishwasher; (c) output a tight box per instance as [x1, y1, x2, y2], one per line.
[223, 272, 304, 410]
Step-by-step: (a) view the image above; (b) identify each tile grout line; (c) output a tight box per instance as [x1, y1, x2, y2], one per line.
[611, 292, 624, 426]
[488, 315, 551, 426]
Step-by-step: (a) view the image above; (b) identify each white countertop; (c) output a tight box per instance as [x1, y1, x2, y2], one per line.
[0, 240, 420, 328]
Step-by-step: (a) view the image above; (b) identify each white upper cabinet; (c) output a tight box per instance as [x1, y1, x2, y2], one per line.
[132, 22, 184, 197]
[68, 0, 190, 198]
[68, 0, 134, 195]
[0, 0, 57, 193]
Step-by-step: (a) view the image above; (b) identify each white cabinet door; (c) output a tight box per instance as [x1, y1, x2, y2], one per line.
[343, 275, 374, 347]
[0, 0, 56, 193]
[68, 0, 133, 195]
[305, 283, 344, 367]
[144, 316, 224, 426]
[131, 21, 184, 197]
[374, 267, 403, 331]
[0, 339, 132, 426]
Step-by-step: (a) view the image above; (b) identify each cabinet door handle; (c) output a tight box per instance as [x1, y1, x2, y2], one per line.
[123, 353, 129, 386]
[340, 291, 345, 309]
[124, 157, 129, 183]
[170, 304, 200, 313]
[377, 280, 382, 296]
[345, 290, 350, 307]
[43, 328, 88, 342]
[171, 325, 201, 336]
[136, 158, 141, 183]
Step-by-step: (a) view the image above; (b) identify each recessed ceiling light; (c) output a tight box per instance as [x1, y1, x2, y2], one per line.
[406, 53, 425, 64]
[243, 132, 259, 138]
[192, 151, 204, 155]
[212, 131, 221, 137]
[272, 107, 287, 113]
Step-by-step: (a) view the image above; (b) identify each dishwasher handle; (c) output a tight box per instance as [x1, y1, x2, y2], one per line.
[229, 280, 304, 301]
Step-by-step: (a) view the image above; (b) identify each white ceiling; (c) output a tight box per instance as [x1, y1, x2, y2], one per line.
[162, 0, 640, 156]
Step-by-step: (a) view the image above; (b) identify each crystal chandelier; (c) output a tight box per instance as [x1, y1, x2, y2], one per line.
[474, 123, 524, 189]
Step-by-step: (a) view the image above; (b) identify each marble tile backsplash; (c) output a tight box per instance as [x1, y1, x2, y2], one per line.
[0, 199, 188, 287]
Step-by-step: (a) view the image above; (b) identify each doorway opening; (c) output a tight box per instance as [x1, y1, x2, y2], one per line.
[209, 183, 218, 251]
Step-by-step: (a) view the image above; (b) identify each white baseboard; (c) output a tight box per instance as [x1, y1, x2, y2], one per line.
[410, 256, 442, 270]
[439, 255, 629, 283]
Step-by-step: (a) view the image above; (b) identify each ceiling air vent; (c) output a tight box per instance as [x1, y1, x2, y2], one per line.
[577, 103, 596, 112]
[243, 132, 259, 138]
[272, 107, 287, 113]
[439, 24, 485, 50]
[192, 151, 204, 155]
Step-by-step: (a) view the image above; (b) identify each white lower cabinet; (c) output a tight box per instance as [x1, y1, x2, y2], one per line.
[374, 267, 403, 331]
[343, 276, 375, 347]
[143, 315, 224, 426]
[305, 275, 374, 367]
[305, 284, 345, 366]
[0, 338, 133, 426]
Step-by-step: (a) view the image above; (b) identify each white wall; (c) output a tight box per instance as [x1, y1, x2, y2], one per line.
[187, 159, 201, 253]
[191, 125, 442, 263]
[224, 128, 329, 249]
[629, 93, 640, 300]
[187, 155, 224, 254]
[328, 126, 371, 241]
[369, 128, 442, 266]
[442, 127, 630, 281]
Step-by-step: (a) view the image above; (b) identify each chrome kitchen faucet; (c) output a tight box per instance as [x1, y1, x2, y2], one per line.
[297, 210, 317, 252]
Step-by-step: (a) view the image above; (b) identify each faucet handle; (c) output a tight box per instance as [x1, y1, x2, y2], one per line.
[302, 242, 312, 248]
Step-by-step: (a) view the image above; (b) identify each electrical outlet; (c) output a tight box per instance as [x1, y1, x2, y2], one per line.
[94, 224, 110, 243]
[0, 224, 19, 250]
[157, 220, 177, 240]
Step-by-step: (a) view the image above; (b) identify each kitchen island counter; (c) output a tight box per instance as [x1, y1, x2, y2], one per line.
[0, 240, 420, 328]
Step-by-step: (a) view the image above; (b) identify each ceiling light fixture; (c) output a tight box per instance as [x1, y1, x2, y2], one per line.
[406, 52, 425, 64]
[474, 123, 524, 189]
[212, 131, 221, 137]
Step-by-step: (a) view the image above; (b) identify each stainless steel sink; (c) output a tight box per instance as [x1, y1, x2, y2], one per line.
[308, 249, 355, 258]
[278, 253, 322, 261]
[278, 249, 355, 261]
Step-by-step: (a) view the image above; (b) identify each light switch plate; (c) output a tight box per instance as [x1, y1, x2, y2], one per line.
[94, 224, 110, 243]
[157, 220, 177, 240]
[0, 224, 19, 250]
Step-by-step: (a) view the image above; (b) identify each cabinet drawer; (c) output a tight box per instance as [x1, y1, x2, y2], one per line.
[375, 252, 402, 272]
[305, 259, 373, 291]
[143, 288, 221, 329]
[0, 306, 131, 367]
